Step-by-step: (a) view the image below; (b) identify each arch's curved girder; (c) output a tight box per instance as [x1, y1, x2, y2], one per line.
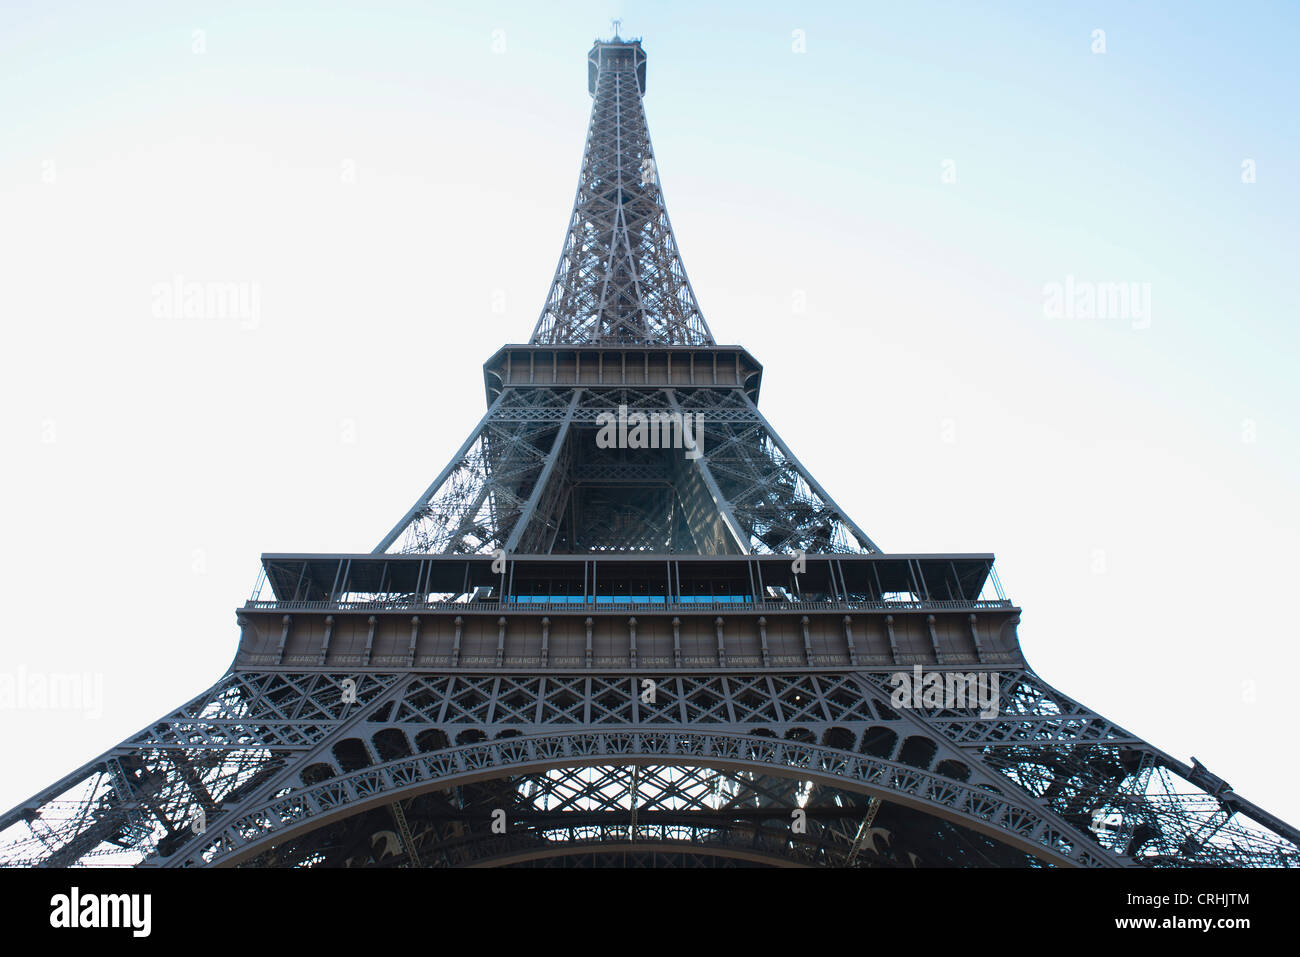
[158, 730, 1113, 868]
[230, 767, 1046, 868]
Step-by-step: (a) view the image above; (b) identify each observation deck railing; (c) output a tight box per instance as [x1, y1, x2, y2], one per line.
[243, 597, 1014, 615]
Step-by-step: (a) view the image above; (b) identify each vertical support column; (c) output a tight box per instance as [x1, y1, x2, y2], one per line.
[406, 616, 421, 667]
[714, 617, 726, 668]
[540, 617, 550, 668]
[834, 558, 850, 603]
[911, 561, 931, 601]
[843, 615, 857, 666]
[328, 558, 346, 601]
[275, 615, 293, 665]
[927, 614, 944, 664]
[969, 614, 985, 663]
[496, 617, 507, 667]
[236, 613, 252, 658]
[452, 616, 463, 668]
[757, 616, 770, 668]
[361, 616, 377, 667]
[585, 617, 594, 669]
[672, 617, 682, 668]
[318, 615, 335, 666]
[885, 614, 900, 665]
[628, 617, 638, 668]
[800, 615, 813, 666]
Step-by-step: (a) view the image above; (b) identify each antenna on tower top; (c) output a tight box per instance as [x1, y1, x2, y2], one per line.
[611, 18, 622, 39]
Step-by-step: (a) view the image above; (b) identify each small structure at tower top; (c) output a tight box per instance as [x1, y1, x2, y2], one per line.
[589, 34, 646, 96]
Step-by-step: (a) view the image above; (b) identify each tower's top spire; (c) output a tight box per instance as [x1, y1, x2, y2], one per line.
[610, 18, 622, 40]
[586, 32, 645, 96]
[530, 37, 712, 346]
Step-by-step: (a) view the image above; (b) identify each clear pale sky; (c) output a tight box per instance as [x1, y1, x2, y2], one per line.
[2, 1, 1298, 832]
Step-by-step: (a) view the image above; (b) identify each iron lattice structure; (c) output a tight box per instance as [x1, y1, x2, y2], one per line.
[3, 34, 1297, 869]
[530, 39, 711, 346]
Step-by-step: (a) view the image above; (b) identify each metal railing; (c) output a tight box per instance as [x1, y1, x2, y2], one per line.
[242, 597, 1013, 614]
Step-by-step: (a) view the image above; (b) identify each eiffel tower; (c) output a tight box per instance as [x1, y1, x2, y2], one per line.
[4, 33, 1297, 870]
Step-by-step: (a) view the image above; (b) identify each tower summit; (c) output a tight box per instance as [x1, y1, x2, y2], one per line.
[1, 36, 1297, 869]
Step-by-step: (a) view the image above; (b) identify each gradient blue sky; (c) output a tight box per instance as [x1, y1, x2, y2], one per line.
[2, 1, 1299, 834]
